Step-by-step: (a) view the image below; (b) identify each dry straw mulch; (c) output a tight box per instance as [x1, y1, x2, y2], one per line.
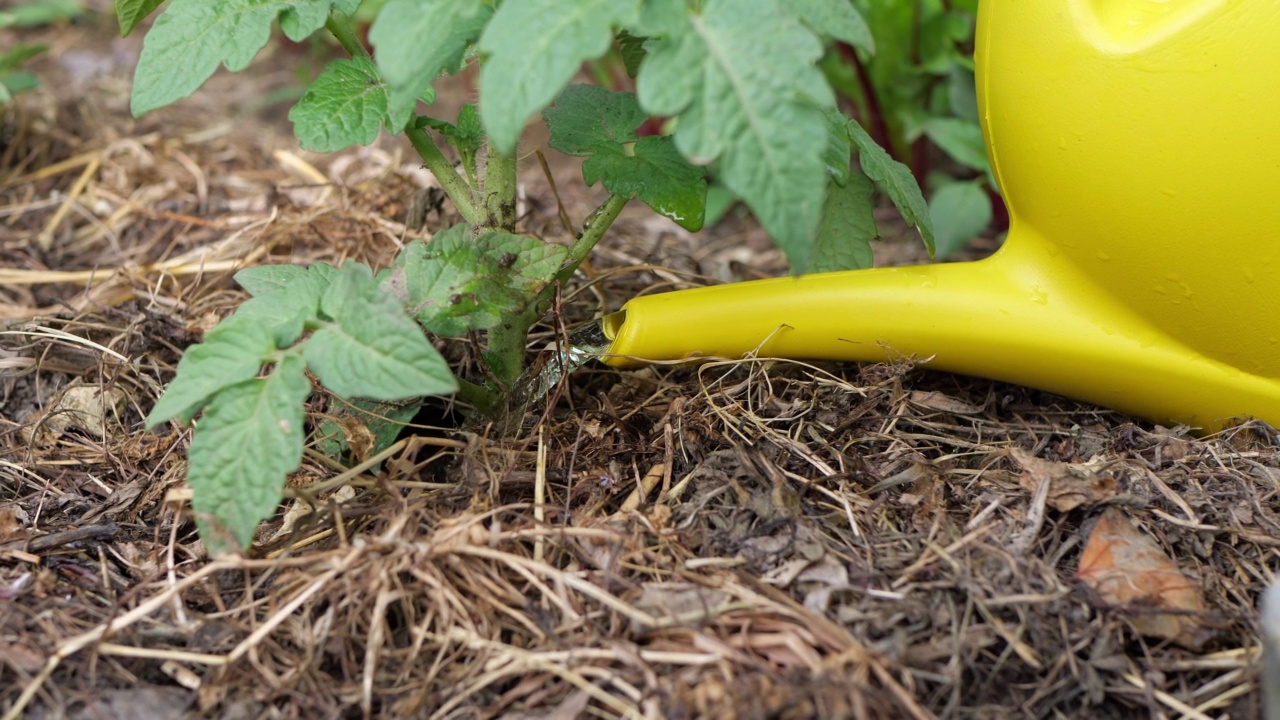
[1, 16, 1277, 720]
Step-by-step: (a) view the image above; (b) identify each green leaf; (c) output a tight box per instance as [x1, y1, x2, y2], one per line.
[583, 137, 706, 231]
[131, 0, 340, 116]
[823, 108, 852, 187]
[417, 104, 484, 157]
[454, 104, 484, 149]
[391, 224, 568, 337]
[637, 0, 833, 268]
[235, 298, 311, 349]
[186, 352, 311, 555]
[0, 0, 80, 28]
[278, 2, 329, 39]
[946, 65, 978, 122]
[846, 118, 935, 254]
[786, 0, 874, 53]
[116, 0, 166, 36]
[921, 117, 988, 172]
[233, 263, 336, 346]
[809, 172, 877, 273]
[0, 72, 39, 97]
[929, 180, 991, 258]
[543, 84, 647, 156]
[479, 0, 641, 154]
[917, 9, 971, 74]
[703, 182, 736, 227]
[0, 44, 47, 72]
[236, 262, 336, 300]
[146, 315, 277, 428]
[248, 263, 335, 295]
[236, 264, 306, 297]
[370, 0, 491, 129]
[315, 396, 422, 461]
[632, 0, 686, 37]
[847, 0, 929, 156]
[289, 57, 389, 152]
[617, 31, 647, 78]
[304, 263, 457, 400]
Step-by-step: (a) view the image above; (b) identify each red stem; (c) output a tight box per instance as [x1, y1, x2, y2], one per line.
[841, 43, 894, 158]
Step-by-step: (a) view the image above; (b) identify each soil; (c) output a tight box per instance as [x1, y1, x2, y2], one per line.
[0, 8, 1274, 720]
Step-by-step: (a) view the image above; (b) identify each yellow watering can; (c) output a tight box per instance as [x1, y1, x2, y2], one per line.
[601, 0, 1280, 432]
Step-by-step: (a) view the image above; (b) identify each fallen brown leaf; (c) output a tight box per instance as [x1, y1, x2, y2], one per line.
[0, 506, 26, 544]
[42, 381, 126, 436]
[1075, 508, 1212, 649]
[908, 390, 985, 415]
[1012, 448, 1119, 512]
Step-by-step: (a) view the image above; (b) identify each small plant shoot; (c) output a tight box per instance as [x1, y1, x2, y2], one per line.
[120, 0, 935, 554]
[1, 0, 85, 103]
[832, 0, 993, 257]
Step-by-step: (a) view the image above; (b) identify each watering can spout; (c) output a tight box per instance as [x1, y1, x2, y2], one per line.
[599, 0, 1280, 432]
[601, 238, 1280, 431]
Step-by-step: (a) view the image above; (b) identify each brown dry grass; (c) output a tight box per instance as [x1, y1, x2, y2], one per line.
[1, 12, 1276, 720]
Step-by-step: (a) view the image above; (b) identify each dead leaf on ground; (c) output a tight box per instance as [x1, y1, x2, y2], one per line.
[35, 380, 126, 437]
[68, 686, 194, 720]
[76, 478, 146, 524]
[0, 505, 27, 543]
[795, 555, 851, 613]
[1011, 448, 1119, 512]
[0, 639, 44, 673]
[501, 688, 591, 720]
[632, 582, 732, 631]
[908, 390, 985, 415]
[1075, 507, 1212, 649]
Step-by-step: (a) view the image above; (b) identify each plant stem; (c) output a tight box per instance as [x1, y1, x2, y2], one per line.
[550, 193, 628, 291]
[325, 12, 370, 60]
[847, 46, 899, 162]
[325, 11, 481, 227]
[476, 138, 518, 234]
[484, 308, 539, 389]
[454, 377, 502, 415]
[484, 194, 628, 391]
[471, 185, 627, 397]
[406, 125, 483, 226]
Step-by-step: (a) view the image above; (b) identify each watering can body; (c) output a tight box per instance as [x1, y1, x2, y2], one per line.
[982, 0, 1280, 378]
[602, 0, 1280, 432]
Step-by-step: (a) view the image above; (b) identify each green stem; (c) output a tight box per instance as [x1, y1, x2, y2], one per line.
[406, 126, 483, 226]
[473, 193, 629, 393]
[455, 377, 502, 415]
[325, 12, 371, 60]
[476, 139, 518, 234]
[473, 195, 629, 397]
[550, 193, 628, 291]
[325, 12, 481, 227]
[484, 308, 539, 389]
